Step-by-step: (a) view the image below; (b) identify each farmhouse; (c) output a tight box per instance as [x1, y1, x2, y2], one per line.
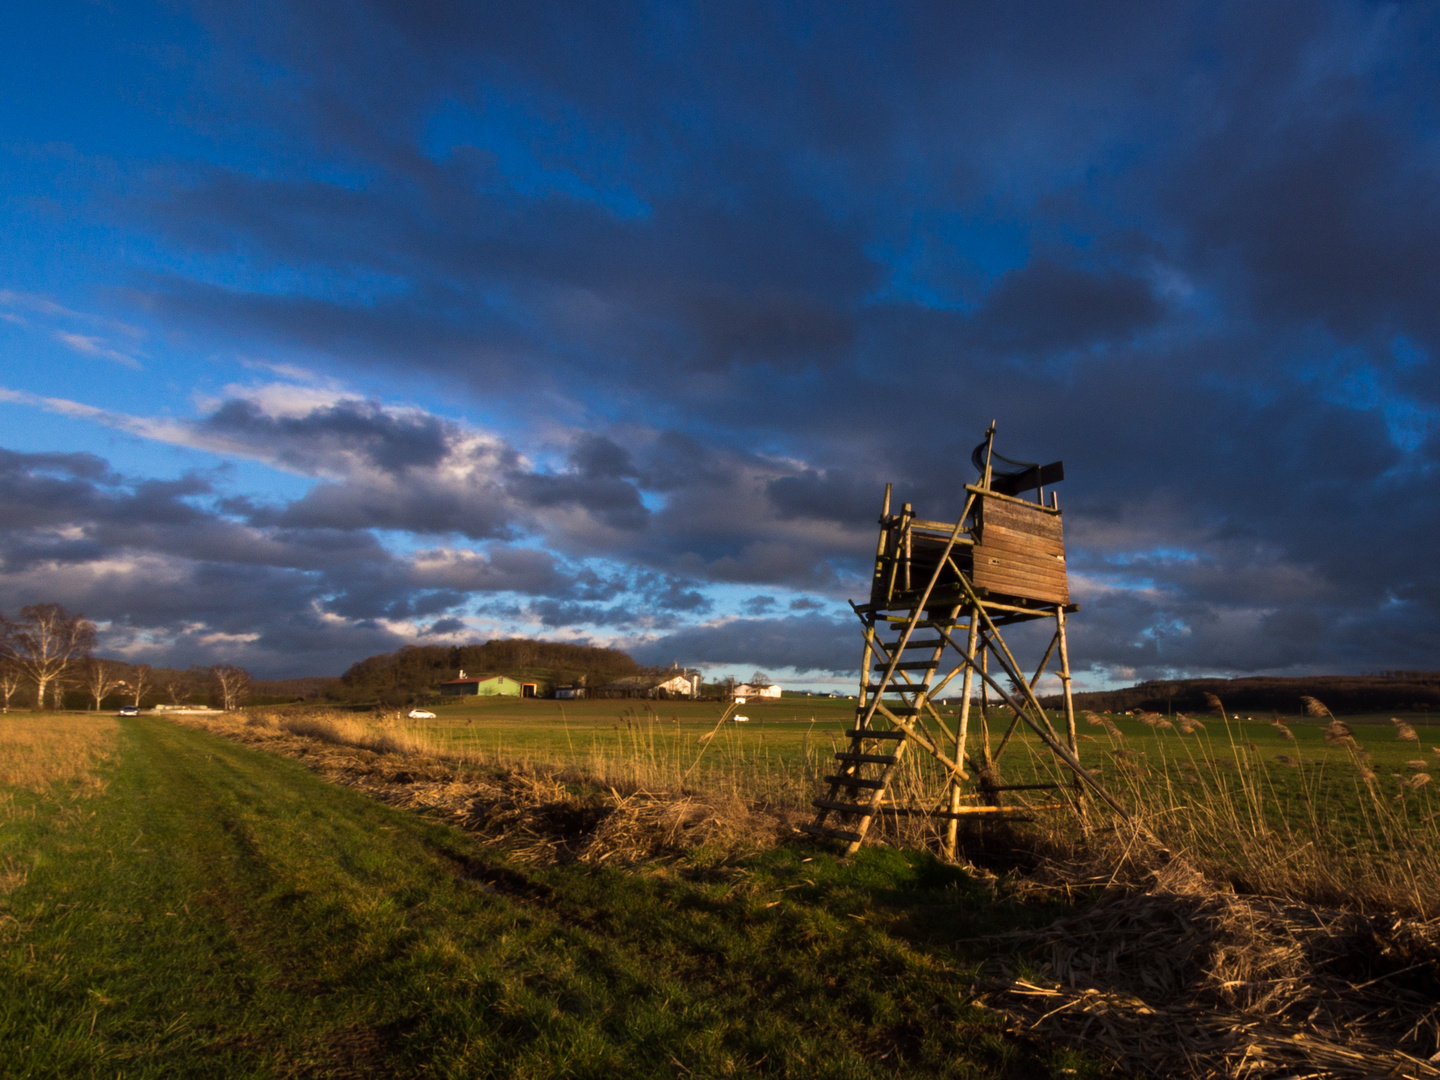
[595, 671, 700, 699]
[552, 674, 591, 699]
[439, 674, 528, 697]
[731, 682, 782, 702]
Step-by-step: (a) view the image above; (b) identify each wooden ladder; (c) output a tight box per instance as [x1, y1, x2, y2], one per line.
[801, 608, 956, 854]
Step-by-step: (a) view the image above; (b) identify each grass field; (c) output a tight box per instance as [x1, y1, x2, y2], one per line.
[7, 704, 1440, 1076]
[0, 712, 1108, 1079]
[351, 695, 1439, 780]
[255, 697, 1440, 915]
[306, 696, 1440, 831]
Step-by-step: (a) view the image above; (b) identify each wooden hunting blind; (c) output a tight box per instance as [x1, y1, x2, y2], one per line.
[803, 424, 1125, 858]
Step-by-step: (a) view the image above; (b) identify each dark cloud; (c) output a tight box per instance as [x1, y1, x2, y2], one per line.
[629, 616, 857, 675]
[422, 617, 466, 636]
[0, 447, 607, 676]
[11, 1, 1440, 684]
[266, 478, 515, 540]
[1175, 91, 1440, 359]
[767, 469, 880, 527]
[204, 398, 451, 473]
[183, 395, 868, 589]
[506, 463, 648, 533]
[968, 260, 1165, 354]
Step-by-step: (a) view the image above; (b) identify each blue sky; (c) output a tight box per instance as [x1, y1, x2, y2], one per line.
[2, 1, 1439, 689]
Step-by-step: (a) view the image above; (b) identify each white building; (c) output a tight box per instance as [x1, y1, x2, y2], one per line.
[597, 671, 701, 699]
[732, 682, 782, 700]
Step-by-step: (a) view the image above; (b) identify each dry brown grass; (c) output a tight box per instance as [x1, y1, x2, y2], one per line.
[980, 861, 1440, 1078]
[254, 710, 434, 757]
[0, 713, 118, 794]
[182, 709, 800, 866]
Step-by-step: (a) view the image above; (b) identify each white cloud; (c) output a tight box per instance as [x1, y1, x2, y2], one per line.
[54, 331, 144, 370]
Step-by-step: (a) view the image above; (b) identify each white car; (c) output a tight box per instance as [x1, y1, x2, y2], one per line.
[732, 714, 749, 723]
[408, 709, 436, 719]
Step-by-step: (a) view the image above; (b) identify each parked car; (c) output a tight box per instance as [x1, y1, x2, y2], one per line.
[408, 709, 436, 719]
[118, 705, 139, 717]
[732, 714, 749, 723]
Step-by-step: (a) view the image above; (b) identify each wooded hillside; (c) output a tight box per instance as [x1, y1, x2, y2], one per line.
[1049, 671, 1440, 716]
[332, 639, 642, 705]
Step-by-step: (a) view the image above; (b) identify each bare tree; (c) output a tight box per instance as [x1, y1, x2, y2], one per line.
[0, 616, 19, 713]
[84, 658, 125, 712]
[5, 604, 96, 710]
[0, 659, 22, 713]
[210, 665, 250, 712]
[128, 663, 152, 708]
[50, 671, 77, 710]
[162, 673, 191, 706]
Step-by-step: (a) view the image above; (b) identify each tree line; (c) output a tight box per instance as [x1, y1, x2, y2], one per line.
[1051, 672, 1440, 717]
[331, 640, 643, 706]
[0, 604, 252, 712]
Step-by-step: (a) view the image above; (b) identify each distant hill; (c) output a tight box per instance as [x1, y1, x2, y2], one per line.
[331, 639, 643, 705]
[1044, 672, 1440, 716]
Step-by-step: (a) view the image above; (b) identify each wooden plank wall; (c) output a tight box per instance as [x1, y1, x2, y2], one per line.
[973, 497, 1068, 605]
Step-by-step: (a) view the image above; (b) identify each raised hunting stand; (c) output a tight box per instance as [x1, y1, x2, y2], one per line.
[803, 423, 1127, 859]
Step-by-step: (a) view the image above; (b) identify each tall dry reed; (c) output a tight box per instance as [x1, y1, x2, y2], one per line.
[1055, 697, 1440, 917]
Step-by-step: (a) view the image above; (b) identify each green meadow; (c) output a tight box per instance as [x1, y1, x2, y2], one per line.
[4, 703, 1437, 1076]
[301, 698, 1440, 913]
[347, 696, 1440, 813]
[0, 713, 1107, 1079]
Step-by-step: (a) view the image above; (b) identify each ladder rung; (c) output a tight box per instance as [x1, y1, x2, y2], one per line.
[865, 684, 925, 694]
[835, 751, 897, 765]
[823, 774, 887, 789]
[892, 662, 935, 671]
[799, 823, 863, 843]
[881, 804, 1045, 819]
[845, 729, 905, 740]
[884, 638, 944, 650]
[811, 797, 874, 815]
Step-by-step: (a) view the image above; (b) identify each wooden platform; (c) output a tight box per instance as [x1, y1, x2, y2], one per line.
[973, 496, 1068, 606]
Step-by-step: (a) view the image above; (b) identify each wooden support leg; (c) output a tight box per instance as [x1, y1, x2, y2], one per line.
[979, 643, 991, 769]
[1056, 606, 1087, 821]
[945, 608, 980, 860]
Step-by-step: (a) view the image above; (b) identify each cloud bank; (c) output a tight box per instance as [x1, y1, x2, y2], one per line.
[3, 1, 1439, 683]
